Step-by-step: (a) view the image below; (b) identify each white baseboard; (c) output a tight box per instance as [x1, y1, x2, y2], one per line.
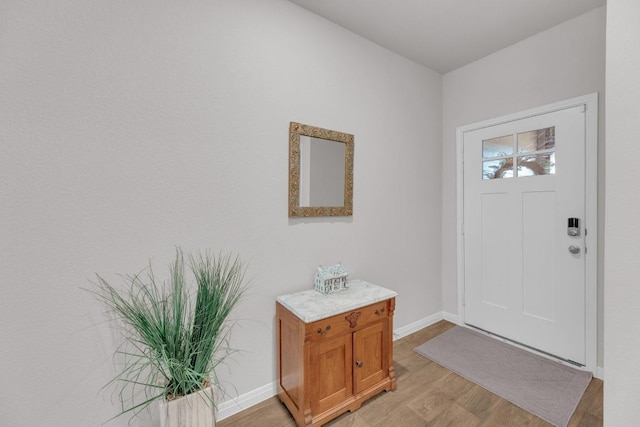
[217, 381, 277, 421]
[594, 366, 604, 380]
[218, 311, 458, 421]
[442, 311, 459, 325]
[392, 312, 445, 340]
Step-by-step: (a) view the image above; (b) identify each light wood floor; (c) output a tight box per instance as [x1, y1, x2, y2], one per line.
[218, 320, 603, 427]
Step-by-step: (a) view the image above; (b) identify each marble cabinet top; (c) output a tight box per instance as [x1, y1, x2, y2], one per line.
[276, 279, 398, 323]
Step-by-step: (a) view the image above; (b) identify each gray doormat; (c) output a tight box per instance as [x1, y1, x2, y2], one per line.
[413, 326, 592, 427]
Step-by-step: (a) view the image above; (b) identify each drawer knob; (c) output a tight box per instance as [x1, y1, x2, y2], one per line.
[355, 360, 363, 368]
[375, 307, 385, 316]
[316, 325, 331, 336]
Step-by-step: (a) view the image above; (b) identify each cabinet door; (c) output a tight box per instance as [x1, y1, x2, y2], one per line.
[310, 333, 353, 414]
[353, 320, 388, 394]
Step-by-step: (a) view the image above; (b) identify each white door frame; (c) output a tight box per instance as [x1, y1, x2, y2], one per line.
[455, 93, 598, 373]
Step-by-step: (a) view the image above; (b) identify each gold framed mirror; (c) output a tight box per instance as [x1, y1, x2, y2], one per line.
[288, 122, 354, 217]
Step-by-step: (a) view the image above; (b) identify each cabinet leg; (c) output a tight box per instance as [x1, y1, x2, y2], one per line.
[389, 366, 397, 391]
[349, 401, 363, 412]
[303, 409, 313, 427]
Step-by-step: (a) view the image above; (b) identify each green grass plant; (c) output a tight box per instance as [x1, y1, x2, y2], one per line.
[89, 248, 249, 420]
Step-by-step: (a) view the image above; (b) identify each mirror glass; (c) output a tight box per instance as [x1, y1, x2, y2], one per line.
[289, 122, 354, 217]
[299, 135, 346, 207]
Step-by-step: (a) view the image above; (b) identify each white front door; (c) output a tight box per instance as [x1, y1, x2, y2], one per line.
[463, 104, 588, 365]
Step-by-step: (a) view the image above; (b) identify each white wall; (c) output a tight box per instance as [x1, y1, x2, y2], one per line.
[604, 0, 640, 424]
[0, 1, 442, 426]
[441, 7, 606, 367]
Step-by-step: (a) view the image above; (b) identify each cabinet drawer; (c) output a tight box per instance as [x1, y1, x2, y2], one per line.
[306, 300, 390, 341]
[357, 300, 390, 326]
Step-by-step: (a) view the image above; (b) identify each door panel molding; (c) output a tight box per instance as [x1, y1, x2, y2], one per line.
[455, 93, 598, 373]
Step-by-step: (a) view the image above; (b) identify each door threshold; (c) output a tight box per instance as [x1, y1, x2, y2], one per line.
[465, 323, 585, 368]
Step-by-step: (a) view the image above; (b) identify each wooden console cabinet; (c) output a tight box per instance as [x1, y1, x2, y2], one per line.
[276, 280, 397, 427]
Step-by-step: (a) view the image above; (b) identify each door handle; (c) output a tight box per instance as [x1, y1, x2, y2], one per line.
[568, 245, 580, 254]
[355, 360, 363, 368]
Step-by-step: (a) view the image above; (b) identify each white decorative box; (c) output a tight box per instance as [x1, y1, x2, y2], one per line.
[314, 263, 348, 294]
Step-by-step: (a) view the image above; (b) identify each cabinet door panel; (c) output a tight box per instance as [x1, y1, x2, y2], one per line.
[353, 321, 387, 394]
[310, 333, 353, 414]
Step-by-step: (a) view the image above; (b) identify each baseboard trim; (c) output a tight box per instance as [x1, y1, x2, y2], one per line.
[217, 311, 455, 421]
[594, 366, 604, 380]
[217, 381, 277, 421]
[441, 311, 459, 325]
[393, 312, 445, 340]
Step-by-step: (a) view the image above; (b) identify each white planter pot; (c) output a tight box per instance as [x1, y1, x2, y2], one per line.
[159, 386, 216, 427]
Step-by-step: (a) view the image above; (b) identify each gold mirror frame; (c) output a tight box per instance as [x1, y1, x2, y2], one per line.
[289, 122, 354, 217]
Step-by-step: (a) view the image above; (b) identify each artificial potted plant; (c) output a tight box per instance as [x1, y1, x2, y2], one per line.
[90, 248, 249, 426]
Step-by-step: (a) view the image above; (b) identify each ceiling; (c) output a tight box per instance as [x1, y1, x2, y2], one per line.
[287, 0, 606, 74]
